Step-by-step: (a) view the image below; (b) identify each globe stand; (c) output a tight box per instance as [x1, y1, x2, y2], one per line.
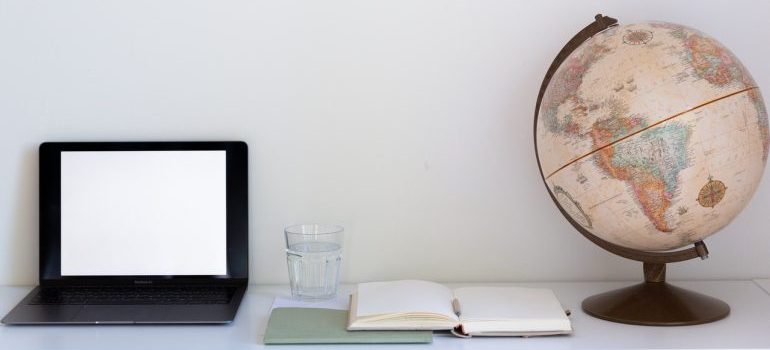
[534, 15, 730, 326]
[582, 261, 730, 326]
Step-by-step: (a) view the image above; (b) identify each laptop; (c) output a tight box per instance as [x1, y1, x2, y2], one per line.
[2, 141, 249, 324]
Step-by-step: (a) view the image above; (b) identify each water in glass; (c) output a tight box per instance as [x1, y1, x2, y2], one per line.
[286, 241, 342, 300]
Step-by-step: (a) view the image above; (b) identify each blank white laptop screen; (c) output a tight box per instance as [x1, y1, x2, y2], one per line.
[60, 151, 227, 276]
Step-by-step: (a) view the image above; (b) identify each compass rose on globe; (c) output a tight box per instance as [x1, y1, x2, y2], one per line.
[697, 177, 727, 208]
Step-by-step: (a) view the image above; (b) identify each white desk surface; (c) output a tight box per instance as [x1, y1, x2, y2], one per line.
[2, 281, 770, 350]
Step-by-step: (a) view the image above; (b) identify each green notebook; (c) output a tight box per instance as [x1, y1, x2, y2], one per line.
[263, 307, 433, 344]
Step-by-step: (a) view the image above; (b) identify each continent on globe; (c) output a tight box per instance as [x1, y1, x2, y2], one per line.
[536, 21, 769, 252]
[540, 42, 611, 136]
[553, 185, 592, 229]
[592, 121, 691, 232]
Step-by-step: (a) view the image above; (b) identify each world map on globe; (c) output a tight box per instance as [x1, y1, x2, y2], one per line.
[536, 21, 769, 252]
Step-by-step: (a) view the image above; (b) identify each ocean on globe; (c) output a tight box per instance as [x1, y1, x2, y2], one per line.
[536, 21, 768, 252]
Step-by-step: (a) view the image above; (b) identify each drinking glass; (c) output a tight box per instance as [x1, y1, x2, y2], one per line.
[284, 224, 344, 300]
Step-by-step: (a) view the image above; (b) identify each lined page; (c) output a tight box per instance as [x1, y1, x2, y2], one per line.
[355, 280, 457, 320]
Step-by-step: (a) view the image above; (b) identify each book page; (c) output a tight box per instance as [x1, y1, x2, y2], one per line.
[453, 286, 571, 334]
[355, 280, 458, 321]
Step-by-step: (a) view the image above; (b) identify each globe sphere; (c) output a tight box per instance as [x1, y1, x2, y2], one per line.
[536, 21, 768, 251]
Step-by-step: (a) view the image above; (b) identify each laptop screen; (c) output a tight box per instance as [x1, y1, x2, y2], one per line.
[59, 150, 228, 276]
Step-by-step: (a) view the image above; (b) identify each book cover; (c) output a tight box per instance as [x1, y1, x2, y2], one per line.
[264, 307, 433, 344]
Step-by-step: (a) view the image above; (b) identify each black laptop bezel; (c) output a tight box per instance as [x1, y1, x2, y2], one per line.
[38, 141, 248, 287]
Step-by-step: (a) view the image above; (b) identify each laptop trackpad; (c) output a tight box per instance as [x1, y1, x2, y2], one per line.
[73, 305, 166, 323]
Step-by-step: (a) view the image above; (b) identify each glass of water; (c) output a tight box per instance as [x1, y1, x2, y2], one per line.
[284, 224, 344, 300]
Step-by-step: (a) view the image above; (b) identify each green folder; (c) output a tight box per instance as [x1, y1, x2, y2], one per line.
[263, 307, 433, 344]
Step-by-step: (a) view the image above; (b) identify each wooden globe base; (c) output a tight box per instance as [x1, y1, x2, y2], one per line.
[582, 263, 730, 326]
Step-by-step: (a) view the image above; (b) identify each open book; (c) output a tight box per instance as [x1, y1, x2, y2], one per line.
[347, 280, 572, 337]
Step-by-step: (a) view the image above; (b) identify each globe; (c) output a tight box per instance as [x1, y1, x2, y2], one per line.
[536, 20, 768, 252]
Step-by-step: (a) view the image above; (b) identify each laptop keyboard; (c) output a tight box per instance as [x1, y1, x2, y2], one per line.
[29, 286, 235, 305]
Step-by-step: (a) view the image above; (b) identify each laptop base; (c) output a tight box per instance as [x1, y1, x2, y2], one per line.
[2, 286, 246, 325]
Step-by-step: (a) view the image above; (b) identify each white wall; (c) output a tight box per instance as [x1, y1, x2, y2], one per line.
[1, 0, 768, 285]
